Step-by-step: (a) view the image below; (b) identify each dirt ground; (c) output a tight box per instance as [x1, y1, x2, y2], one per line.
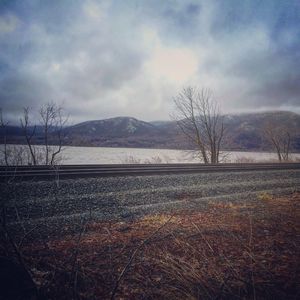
[2, 192, 300, 299]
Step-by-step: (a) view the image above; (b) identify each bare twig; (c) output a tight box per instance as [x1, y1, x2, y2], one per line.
[104, 226, 114, 281]
[0, 223, 39, 296]
[248, 214, 256, 300]
[110, 215, 174, 300]
[71, 218, 88, 300]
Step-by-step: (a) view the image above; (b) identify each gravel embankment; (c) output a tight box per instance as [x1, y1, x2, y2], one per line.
[1, 169, 299, 237]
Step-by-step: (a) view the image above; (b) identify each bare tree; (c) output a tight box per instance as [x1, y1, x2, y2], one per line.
[172, 87, 225, 164]
[263, 121, 291, 162]
[20, 107, 37, 165]
[0, 108, 9, 166]
[0, 109, 27, 166]
[20, 102, 67, 165]
[39, 102, 67, 165]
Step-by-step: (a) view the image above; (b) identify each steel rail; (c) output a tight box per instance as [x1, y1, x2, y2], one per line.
[1, 163, 300, 181]
[0, 162, 300, 170]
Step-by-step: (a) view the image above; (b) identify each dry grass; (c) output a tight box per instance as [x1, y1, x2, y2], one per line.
[3, 193, 300, 299]
[257, 191, 273, 201]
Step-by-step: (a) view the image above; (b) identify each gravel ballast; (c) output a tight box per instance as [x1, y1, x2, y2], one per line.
[1, 169, 299, 237]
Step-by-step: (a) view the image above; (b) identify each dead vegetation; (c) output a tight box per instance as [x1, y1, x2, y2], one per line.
[1, 193, 300, 299]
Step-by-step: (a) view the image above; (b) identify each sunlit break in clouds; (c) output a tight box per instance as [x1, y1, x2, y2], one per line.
[0, 0, 300, 123]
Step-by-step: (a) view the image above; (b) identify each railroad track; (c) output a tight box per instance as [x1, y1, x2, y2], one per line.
[1, 163, 300, 181]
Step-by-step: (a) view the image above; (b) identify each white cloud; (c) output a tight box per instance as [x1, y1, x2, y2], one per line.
[0, 0, 299, 123]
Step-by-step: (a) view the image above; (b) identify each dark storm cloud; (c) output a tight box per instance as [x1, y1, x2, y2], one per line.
[223, 35, 300, 108]
[0, 0, 299, 123]
[249, 75, 300, 107]
[0, 0, 147, 122]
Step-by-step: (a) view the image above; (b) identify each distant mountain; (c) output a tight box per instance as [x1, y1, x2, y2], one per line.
[62, 111, 300, 150]
[223, 111, 300, 150]
[0, 125, 58, 144]
[66, 117, 159, 137]
[1, 111, 300, 151]
[0, 125, 23, 136]
[63, 117, 172, 148]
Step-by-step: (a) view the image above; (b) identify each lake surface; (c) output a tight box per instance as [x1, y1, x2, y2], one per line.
[1, 144, 300, 165]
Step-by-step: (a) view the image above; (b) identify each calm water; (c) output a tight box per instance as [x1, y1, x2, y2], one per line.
[1, 144, 300, 165]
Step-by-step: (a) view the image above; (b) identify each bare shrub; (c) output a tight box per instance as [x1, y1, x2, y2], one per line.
[144, 155, 163, 164]
[121, 154, 173, 164]
[121, 155, 142, 164]
[235, 156, 257, 163]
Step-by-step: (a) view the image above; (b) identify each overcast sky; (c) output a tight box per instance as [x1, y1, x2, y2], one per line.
[0, 0, 299, 124]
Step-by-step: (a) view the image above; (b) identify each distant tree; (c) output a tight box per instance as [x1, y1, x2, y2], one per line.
[172, 87, 225, 164]
[20, 102, 67, 165]
[263, 121, 291, 161]
[0, 108, 9, 166]
[20, 107, 37, 165]
[39, 102, 67, 165]
[0, 109, 29, 166]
